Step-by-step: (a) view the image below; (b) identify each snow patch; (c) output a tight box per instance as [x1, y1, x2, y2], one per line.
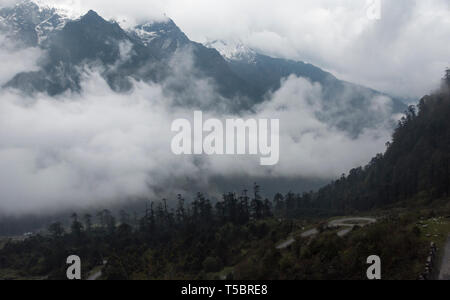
[35, 13, 69, 44]
[205, 39, 257, 63]
[133, 27, 158, 46]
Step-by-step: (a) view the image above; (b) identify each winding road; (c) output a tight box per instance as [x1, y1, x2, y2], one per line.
[276, 217, 377, 249]
[87, 270, 103, 281]
[328, 217, 377, 237]
[276, 238, 296, 250]
[300, 228, 319, 238]
[86, 260, 107, 280]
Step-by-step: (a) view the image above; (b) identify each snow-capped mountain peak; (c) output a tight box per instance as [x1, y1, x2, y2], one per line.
[0, 0, 70, 45]
[205, 39, 256, 63]
[131, 18, 189, 47]
[35, 11, 70, 45]
[132, 22, 161, 46]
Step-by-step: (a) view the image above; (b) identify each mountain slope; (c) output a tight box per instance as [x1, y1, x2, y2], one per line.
[128, 20, 260, 106]
[287, 73, 450, 214]
[1, 3, 258, 108]
[207, 40, 406, 133]
[6, 9, 161, 95]
[1, 1, 405, 131]
[0, 0, 60, 46]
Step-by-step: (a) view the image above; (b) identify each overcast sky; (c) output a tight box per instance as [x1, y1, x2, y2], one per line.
[28, 0, 450, 99]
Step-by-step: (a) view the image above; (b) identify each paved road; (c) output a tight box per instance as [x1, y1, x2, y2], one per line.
[328, 217, 377, 228]
[439, 235, 450, 280]
[301, 228, 319, 238]
[276, 228, 320, 249]
[87, 260, 107, 280]
[276, 217, 377, 249]
[329, 217, 377, 237]
[276, 237, 296, 250]
[87, 270, 102, 281]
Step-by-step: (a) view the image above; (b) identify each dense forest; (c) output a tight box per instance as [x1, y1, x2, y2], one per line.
[1, 71, 450, 280]
[286, 70, 450, 214]
[0, 187, 436, 280]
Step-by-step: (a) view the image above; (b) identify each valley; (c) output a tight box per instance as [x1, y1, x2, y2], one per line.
[0, 0, 449, 282]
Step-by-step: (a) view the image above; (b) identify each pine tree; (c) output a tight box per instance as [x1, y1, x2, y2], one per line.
[84, 214, 92, 233]
[176, 195, 186, 224]
[96, 210, 105, 229]
[251, 183, 264, 219]
[445, 68, 450, 86]
[119, 210, 130, 225]
[48, 222, 64, 239]
[70, 213, 84, 239]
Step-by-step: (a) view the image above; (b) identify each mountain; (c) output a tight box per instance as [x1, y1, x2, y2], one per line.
[1, 1, 406, 132]
[5, 7, 160, 94]
[128, 19, 260, 107]
[130, 19, 191, 57]
[2, 2, 257, 107]
[285, 73, 450, 215]
[205, 40, 258, 62]
[207, 40, 406, 133]
[0, 0, 68, 46]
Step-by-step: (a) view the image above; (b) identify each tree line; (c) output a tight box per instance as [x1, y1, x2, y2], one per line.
[288, 69, 450, 213]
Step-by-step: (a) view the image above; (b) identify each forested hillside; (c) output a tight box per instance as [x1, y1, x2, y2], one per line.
[281, 70, 450, 215]
[0, 186, 435, 280]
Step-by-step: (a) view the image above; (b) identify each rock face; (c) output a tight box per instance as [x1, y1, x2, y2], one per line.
[1, 0, 406, 133]
[131, 19, 191, 54]
[0, 0, 68, 46]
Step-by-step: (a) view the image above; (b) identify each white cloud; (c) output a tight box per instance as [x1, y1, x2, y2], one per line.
[0, 70, 393, 215]
[0, 0, 18, 7]
[0, 34, 43, 85]
[240, 76, 393, 178]
[0, 1, 418, 215]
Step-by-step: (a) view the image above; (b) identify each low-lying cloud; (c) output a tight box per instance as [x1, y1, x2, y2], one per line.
[0, 13, 398, 215]
[0, 71, 394, 215]
[0, 34, 43, 85]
